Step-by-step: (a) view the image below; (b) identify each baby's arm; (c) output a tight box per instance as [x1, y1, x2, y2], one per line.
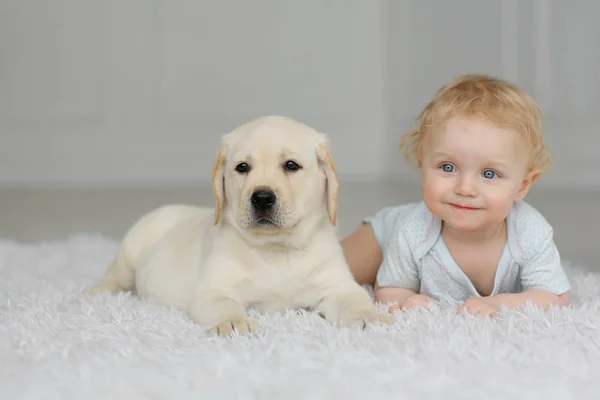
[341, 223, 430, 310]
[342, 203, 431, 312]
[512, 224, 572, 308]
[341, 223, 383, 286]
[460, 289, 570, 318]
[374, 284, 436, 312]
[461, 221, 571, 317]
[488, 233, 571, 311]
[490, 289, 571, 310]
[374, 285, 417, 304]
[372, 213, 432, 311]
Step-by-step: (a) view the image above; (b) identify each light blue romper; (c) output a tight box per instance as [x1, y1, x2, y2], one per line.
[364, 201, 571, 302]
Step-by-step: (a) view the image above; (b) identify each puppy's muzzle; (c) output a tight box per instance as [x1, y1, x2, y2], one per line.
[250, 189, 277, 213]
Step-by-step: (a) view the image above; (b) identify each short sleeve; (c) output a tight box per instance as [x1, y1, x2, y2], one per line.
[375, 218, 420, 292]
[363, 203, 420, 251]
[519, 229, 571, 295]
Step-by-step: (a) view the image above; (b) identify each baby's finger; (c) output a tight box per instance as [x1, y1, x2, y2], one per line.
[388, 304, 403, 313]
[476, 307, 496, 319]
[419, 297, 435, 307]
[460, 303, 484, 316]
[460, 299, 479, 312]
[417, 301, 434, 310]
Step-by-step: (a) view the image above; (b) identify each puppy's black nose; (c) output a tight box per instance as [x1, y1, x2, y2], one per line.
[251, 189, 277, 211]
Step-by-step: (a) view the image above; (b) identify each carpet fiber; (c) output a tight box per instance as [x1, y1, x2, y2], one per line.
[1, 234, 599, 400]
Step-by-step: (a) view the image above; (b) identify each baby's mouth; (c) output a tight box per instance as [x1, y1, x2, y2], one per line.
[450, 203, 480, 211]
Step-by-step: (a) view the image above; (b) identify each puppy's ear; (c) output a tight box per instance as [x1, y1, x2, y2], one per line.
[316, 137, 339, 225]
[212, 144, 227, 225]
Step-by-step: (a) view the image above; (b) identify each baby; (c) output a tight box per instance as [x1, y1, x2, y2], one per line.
[342, 74, 571, 318]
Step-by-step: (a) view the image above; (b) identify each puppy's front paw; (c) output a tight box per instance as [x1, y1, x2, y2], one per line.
[206, 316, 261, 337]
[336, 308, 393, 329]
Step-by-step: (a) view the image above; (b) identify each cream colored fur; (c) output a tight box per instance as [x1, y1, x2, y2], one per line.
[85, 115, 391, 336]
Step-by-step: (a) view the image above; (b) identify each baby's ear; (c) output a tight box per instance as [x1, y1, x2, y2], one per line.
[516, 169, 540, 202]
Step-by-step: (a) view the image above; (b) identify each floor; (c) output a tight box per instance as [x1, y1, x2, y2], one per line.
[0, 180, 598, 271]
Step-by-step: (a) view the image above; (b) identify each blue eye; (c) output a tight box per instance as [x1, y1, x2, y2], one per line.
[441, 164, 455, 173]
[482, 169, 497, 179]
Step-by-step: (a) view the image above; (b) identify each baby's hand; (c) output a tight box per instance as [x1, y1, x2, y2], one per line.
[388, 294, 437, 313]
[457, 297, 501, 318]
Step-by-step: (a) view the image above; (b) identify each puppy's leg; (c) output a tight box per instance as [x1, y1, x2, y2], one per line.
[85, 247, 135, 295]
[313, 259, 392, 328]
[317, 284, 392, 328]
[187, 257, 260, 337]
[189, 290, 260, 337]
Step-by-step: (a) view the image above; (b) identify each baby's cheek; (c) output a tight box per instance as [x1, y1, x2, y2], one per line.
[486, 195, 515, 220]
[423, 194, 444, 220]
[422, 176, 440, 199]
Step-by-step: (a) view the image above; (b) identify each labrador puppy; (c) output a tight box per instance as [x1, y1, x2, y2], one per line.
[85, 115, 392, 336]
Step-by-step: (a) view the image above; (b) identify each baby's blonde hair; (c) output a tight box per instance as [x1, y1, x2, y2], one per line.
[400, 74, 551, 174]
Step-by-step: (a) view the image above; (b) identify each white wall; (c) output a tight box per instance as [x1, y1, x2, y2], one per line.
[384, 0, 600, 188]
[1, 1, 598, 188]
[0, 0, 387, 186]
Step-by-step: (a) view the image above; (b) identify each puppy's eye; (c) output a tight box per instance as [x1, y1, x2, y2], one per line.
[235, 162, 250, 173]
[284, 160, 302, 171]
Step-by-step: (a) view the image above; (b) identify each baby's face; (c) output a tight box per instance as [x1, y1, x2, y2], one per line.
[419, 117, 533, 232]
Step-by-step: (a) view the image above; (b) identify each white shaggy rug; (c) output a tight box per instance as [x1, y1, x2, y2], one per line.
[1, 234, 600, 400]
